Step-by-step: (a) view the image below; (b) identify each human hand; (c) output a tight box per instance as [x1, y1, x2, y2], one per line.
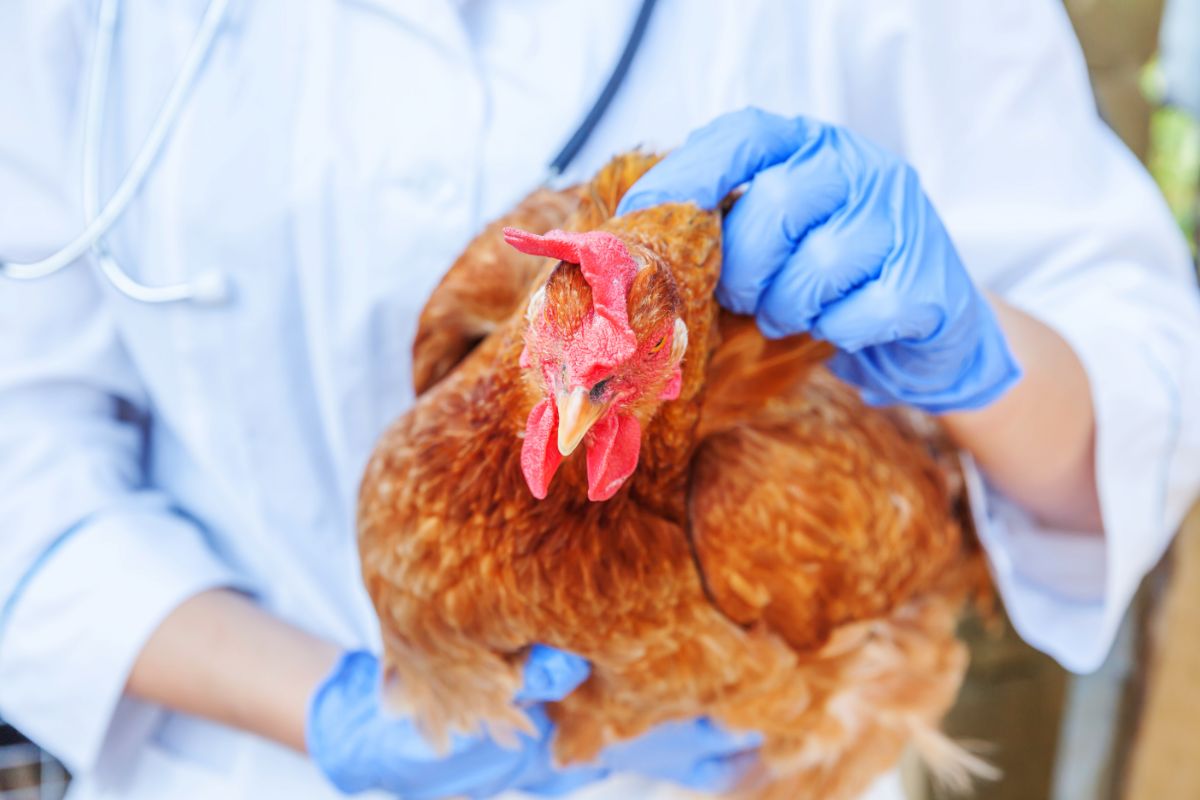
[595, 716, 762, 792]
[619, 108, 1021, 413]
[307, 645, 760, 797]
[307, 645, 600, 798]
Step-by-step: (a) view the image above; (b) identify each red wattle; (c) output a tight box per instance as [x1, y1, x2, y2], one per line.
[521, 399, 563, 499]
[585, 414, 642, 502]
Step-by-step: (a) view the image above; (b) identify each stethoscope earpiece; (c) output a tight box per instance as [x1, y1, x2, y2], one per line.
[189, 270, 233, 305]
[0, 0, 231, 304]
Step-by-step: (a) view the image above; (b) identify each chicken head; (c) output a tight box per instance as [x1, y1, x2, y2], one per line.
[504, 227, 688, 501]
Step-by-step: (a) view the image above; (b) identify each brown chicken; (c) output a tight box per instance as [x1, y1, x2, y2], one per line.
[358, 154, 991, 799]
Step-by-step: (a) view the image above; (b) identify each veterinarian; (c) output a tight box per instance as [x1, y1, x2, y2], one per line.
[2, 2, 1197, 799]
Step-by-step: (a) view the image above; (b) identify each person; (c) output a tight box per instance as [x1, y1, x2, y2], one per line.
[1, 2, 1198, 799]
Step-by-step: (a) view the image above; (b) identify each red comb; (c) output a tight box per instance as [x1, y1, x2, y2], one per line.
[503, 228, 638, 379]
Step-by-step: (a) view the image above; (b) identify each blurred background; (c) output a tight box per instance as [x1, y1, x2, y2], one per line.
[1, 1, 1196, 798]
[910, 1, 1200, 797]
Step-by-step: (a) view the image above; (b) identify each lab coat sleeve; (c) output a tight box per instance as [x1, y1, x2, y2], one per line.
[0, 3, 247, 772]
[830, 0, 1200, 673]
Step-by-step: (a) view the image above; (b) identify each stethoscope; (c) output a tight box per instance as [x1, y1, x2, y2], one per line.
[0, 0, 657, 305]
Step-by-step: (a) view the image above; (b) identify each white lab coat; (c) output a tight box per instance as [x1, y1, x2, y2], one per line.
[1, 1, 1197, 799]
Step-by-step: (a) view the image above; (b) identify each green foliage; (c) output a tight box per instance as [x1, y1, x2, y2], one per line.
[1149, 108, 1199, 253]
[1143, 62, 1200, 255]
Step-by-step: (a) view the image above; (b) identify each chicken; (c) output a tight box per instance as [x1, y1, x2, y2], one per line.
[358, 153, 991, 799]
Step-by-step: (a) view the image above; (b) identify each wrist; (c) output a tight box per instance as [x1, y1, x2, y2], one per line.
[942, 295, 1102, 531]
[935, 292, 1023, 412]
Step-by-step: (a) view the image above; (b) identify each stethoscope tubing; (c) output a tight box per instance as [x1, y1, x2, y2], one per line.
[0, 0, 230, 285]
[545, 0, 658, 181]
[0, 0, 653, 305]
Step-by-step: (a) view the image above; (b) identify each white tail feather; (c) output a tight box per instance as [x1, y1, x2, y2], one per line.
[911, 725, 1001, 796]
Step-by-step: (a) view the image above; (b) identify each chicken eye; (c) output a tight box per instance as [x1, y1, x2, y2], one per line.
[589, 378, 610, 402]
[648, 335, 667, 354]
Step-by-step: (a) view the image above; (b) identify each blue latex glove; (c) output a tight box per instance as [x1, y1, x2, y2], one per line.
[596, 717, 761, 792]
[619, 108, 1021, 413]
[307, 645, 760, 797]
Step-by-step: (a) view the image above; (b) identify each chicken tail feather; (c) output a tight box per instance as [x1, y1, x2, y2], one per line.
[910, 725, 1001, 796]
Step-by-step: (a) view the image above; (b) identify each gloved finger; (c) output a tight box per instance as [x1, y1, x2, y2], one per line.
[671, 751, 759, 793]
[401, 707, 557, 798]
[617, 108, 812, 214]
[397, 745, 524, 800]
[669, 718, 763, 757]
[602, 748, 758, 792]
[515, 644, 591, 704]
[471, 704, 610, 798]
[809, 276, 945, 353]
[600, 717, 762, 774]
[718, 139, 852, 314]
[520, 763, 612, 797]
[754, 206, 894, 338]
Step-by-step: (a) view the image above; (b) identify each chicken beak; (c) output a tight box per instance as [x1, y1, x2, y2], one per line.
[556, 387, 605, 457]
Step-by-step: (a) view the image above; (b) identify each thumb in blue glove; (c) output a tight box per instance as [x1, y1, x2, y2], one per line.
[619, 108, 1021, 414]
[597, 717, 762, 793]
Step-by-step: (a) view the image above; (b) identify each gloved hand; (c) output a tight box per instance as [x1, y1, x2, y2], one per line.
[307, 645, 760, 798]
[594, 717, 761, 792]
[619, 108, 1021, 413]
